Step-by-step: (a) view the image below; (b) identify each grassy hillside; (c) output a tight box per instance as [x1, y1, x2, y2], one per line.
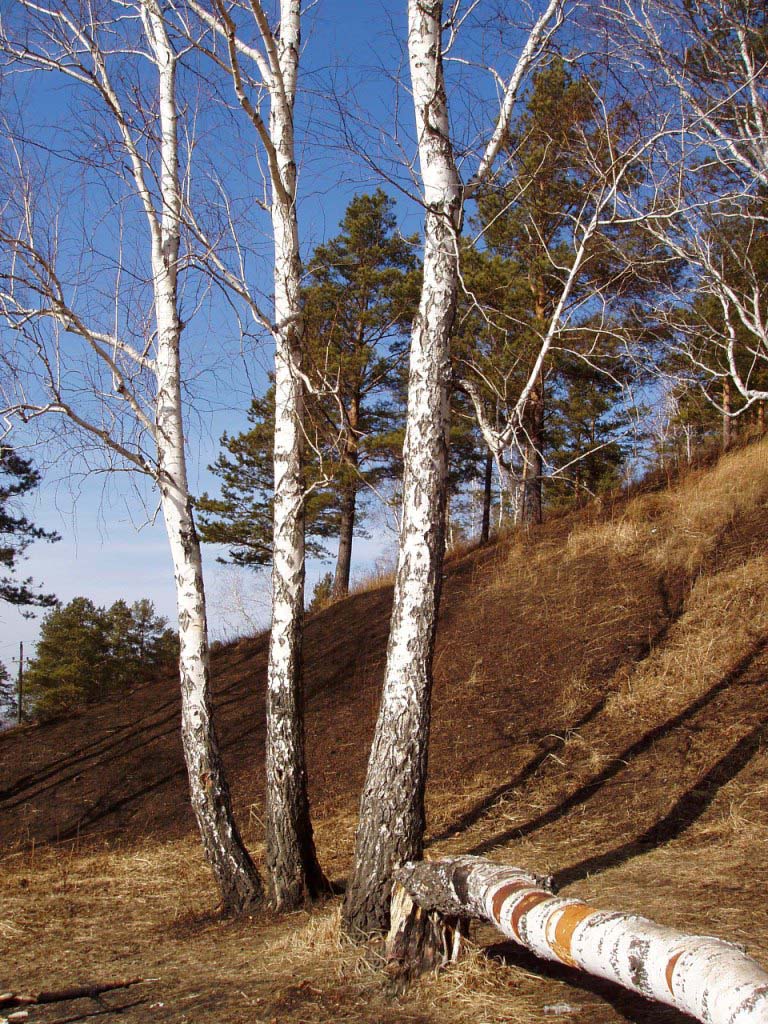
[1, 438, 767, 1024]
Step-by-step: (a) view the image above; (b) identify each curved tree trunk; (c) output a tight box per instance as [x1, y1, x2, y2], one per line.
[265, 0, 326, 909]
[148, 1, 262, 914]
[160, 478, 263, 914]
[342, 0, 461, 936]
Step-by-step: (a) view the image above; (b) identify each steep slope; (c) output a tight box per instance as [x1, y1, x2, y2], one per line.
[1, 441, 766, 873]
[0, 495, 679, 853]
[1, 439, 767, 1024]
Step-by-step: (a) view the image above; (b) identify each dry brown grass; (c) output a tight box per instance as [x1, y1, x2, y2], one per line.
[2, 439, 768, 1024]
[565, 439, 768, 574]
[607, 554, 768, 721]
[348, 561, 397, 597]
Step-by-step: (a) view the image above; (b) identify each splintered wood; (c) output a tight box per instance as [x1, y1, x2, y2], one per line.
[386, 885, 468, 987]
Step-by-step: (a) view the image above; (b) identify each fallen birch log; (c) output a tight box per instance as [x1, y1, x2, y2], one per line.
[388, 856, 768, 1024]
[0, 978, 144, 1009]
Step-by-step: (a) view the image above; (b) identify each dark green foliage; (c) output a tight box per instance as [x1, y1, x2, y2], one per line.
[0, 660, 16, 723]
[307, 572, 335, 615]
[25, 597, 178, 720]
[196, 388, 338, 567]
[0, 446, 59, 613]
[547, 355, 630, 505]
[198, 191, 418, 596]
[460, 60, 666, 519]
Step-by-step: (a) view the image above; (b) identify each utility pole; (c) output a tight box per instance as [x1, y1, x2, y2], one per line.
[17, 641, 23, 726]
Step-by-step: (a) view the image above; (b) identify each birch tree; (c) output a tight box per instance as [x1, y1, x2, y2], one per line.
[390, 856, 768, 1024]
[342, 0, 565, 936]
[179, 0, 328, 908]
[0, 0, 263, 913]
[607, 0, 768, 417]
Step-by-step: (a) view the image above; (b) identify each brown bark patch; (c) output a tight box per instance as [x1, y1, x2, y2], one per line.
[509, 891, 552, 940]
[550, 903, 595, 967]
[665, 951, 684, 993]
[490, 881, 533, 925]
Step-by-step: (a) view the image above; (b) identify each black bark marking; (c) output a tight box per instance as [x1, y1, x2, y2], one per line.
[627, 937, 652, 993]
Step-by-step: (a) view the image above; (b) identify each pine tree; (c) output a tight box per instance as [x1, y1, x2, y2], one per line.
[468, 61, 664, 521]
[196, 387, 339, 568]
[25, 596, 178, 720]
[130, 598, 178, 667]
[547, 353, 630, 505]
[199, 191, 418, 600]
[475, 59, 607, 523]
[303, 190, 418, 597]
[25, 598, 110, 717]
[0, 446, 59, 612]
[453, 243, 534, 525]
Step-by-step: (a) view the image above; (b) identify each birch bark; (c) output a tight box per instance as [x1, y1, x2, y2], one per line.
[181, 0, 326, 908]
[264, 0, 327, 909]
[144, 0, 263, 914]
[343, 0, 563, 936]
[342, 0, 462, 936]
[393, 857, 768, 1024]
[0, 0, 264, 913]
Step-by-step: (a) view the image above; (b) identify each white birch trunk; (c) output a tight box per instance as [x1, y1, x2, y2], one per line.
[342, 0, 462, 936]
[146, 1, 262, 913]
[393, 857, 768, 1024]
[0, 0, 263, 912]
[265, 0, 326, 909]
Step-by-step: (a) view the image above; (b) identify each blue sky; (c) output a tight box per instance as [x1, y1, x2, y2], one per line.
[0, 0, 561, 672]
[0, 1, 418, 670]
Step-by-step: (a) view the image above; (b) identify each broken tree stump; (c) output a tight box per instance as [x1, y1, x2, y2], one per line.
[385, 882, 469, 988]
[392, 856, 768, 1024]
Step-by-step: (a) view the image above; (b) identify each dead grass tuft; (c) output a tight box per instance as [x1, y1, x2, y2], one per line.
[567, 439, 768, 573]
[349, 561, 396, 596]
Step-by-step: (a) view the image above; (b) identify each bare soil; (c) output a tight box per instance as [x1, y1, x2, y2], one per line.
[1, 439, 767, 1024]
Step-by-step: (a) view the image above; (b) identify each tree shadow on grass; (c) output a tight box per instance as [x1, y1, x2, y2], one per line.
[463, 638, 767, 857]
[427, 696, 608, 846]
[553, 717, 766, 889]
[0, 635, 269, 808]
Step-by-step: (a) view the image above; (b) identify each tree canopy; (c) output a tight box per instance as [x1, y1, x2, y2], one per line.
[25, 597, 178, 721]
[197, 190, 419, 598]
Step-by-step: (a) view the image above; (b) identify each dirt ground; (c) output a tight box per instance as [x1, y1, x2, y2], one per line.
[1, 440, 767, 1024]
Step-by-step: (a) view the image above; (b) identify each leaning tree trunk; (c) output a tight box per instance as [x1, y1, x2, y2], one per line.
[149, 4, 263, 915]
[265, 0, 326, 909]
[342, 0, 462, 936]
[390, 857, 768, 1024]
[160, 471, 264, 913]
